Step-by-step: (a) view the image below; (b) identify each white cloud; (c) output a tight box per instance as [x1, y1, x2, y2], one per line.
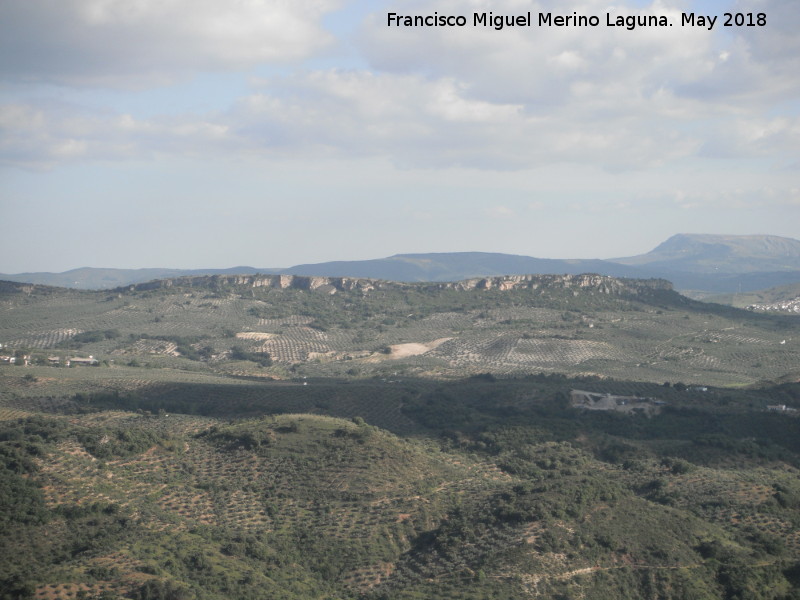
[227, 68, 704, 170]
[0, 102, 242, 169]
[0, 0, 797, 272]
[0, 0, 340, 87]
[361, 0, 717, 105]
[486, 205, 515, 218]
[3, 57, 791, 173]
[364, 0, 800, 113]
[699, 115, 800, 159]
[1, 0, 797, 174]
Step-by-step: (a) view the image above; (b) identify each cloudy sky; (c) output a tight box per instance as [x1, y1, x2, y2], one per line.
[1, 0, 798, 272]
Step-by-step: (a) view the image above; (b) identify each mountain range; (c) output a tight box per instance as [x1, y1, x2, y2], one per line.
[3, 233, 800, 294]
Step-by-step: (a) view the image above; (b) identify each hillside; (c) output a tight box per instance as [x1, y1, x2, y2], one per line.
[1, 377, 799, 598]
[0, 266, 279, 290]
[614, 234, 800, 274]
[0, 255, 644, 290]
[283, 252, 644, 282]
[706, 282, 800, 312]
[1, 273, 798, 387]
[287, 236, 800, 291]
[2, 271, 800, 598]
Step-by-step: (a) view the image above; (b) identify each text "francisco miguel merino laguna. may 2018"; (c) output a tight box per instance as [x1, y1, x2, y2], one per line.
[386, 11, 766, 31]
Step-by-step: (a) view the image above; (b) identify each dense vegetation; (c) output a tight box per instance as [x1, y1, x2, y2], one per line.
[1, 274, 798, 386]
[1, 275, 799, 598]
[0, 374, 798, 599]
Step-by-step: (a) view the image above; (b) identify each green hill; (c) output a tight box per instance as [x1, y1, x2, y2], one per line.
[1, 273, 798, 387]
[2, 273, 799, 598]
[1, 376, 799, 599]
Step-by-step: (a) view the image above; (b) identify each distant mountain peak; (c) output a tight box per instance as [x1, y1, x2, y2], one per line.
[654, 233, 800, 255]
[616, 233, 800, 273]
[2, 234, 799, 293]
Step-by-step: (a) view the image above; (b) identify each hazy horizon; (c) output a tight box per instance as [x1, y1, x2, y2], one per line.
[2, 231, 800, 276]
[0, 234, 722, 274]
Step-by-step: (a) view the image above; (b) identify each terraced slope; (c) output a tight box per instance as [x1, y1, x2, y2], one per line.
[1, 274, 798, 386]
[2, 384, 799, 600]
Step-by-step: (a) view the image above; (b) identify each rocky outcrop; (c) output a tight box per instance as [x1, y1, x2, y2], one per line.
[0, 280, 35, 295]
[119, 274, 380, 293]
[116, 272, 672, 297]
[441, 274, 672, 294]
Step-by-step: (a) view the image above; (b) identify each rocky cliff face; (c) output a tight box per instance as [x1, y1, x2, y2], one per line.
[123, 274, 378, 293]
[118, 273, 672, 296]
[0, 280, 35, 295]
[441, 274, 672, 294]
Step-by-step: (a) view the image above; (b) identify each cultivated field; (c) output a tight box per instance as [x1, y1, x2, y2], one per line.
[1, 275, 797, 387]
[1, 276, 799, 598]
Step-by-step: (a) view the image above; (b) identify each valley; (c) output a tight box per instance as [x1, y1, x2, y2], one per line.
[1, 272, 799, 599]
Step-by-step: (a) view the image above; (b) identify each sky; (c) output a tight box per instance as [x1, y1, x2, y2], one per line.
[0, 0, 798, 272]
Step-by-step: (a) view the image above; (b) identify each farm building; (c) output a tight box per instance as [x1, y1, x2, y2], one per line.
[69, 356, 99, 366]
[570, 390, 662, 415]
[767, 404, 798, 415]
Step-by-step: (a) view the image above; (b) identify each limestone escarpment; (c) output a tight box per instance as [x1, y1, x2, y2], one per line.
[440, 273, 672, 294]
[115, 272, 672, 297]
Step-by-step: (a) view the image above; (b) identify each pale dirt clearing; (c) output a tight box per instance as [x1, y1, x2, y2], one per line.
[366, 338, 453, 361]
[235, 332, 277, 341]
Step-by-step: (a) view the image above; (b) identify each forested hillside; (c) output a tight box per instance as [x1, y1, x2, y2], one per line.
[1, 275, 798, 598]
[1, 376, 800, 599]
